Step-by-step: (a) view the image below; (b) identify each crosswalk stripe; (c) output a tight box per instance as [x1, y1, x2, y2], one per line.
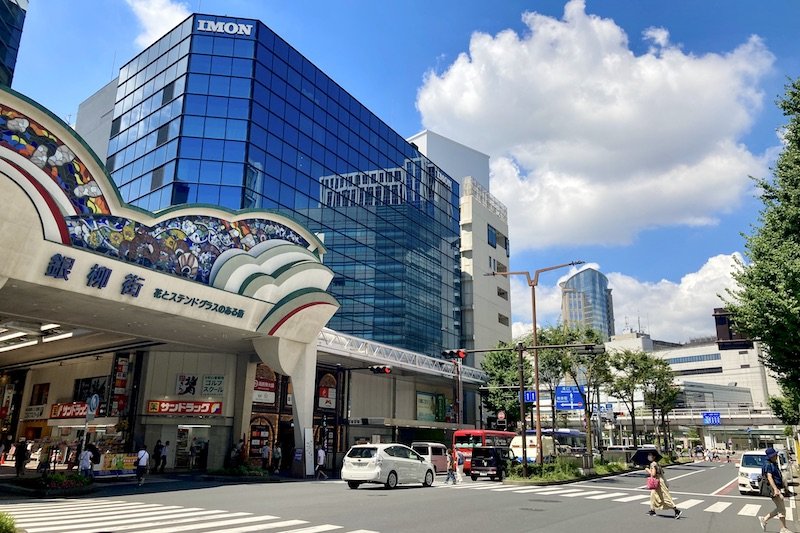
[641, 498, 704, 509]
[785, 506, 793, 521]
[613, 494, 650, 502]
[586, 492, 628, 500]
[491, 486, 529, 491]
[124, 515, 295, 533]
[738, 504, 761, 516]
[703, 501, 731, 513]
[471, 484, 505, 490]
[564, 490, 605, 498]
[13, 504, 180, 521]
[0, 500, 130, 511]
[345, 530, 380, 533]
[530, 488, 586, 496]
[64, 512, 240, 533]
[141, 519, 310, 533]
[513, 487, 567, 494]
[24, 510, 233, 533]
[276, 526, 343, 533]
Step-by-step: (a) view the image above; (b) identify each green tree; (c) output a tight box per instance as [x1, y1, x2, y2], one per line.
[768, 384, 800, 425]
[531, 326, 571, 432]
[480, 342, 532, 427]
[642, 359, 679, 451]
[606, 349, 653, 448]
[728, 77, 800, 395]
[561, 327, 608, 460]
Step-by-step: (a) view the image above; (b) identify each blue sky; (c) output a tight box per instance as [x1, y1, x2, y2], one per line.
[13, 0, 800, 342]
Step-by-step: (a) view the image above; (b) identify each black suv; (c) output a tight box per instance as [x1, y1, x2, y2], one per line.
[469, 446, 514, 481]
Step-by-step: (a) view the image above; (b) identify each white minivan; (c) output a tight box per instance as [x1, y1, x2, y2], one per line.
[411, 442, 448, 474]
[341, 443, 435, 489]
[510, 434, 555, 463]
[737, 449, 791, 494]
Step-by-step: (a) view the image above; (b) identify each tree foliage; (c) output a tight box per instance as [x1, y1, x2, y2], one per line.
[606, 349, 653, 447]
[728, 77, 800, 393]
[480, 342, 532, 426]
[642, 359, 679, 450]
[768, 384, 800, 425]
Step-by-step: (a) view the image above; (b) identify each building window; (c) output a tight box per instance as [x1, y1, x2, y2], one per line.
[30, 383, 49, 406]
[664, 353, 721, 365]
[672, 367, 723, 376]
[498, 313, 509, 326]
[488, 224, 497, 248]
[497, 287, 509, 300]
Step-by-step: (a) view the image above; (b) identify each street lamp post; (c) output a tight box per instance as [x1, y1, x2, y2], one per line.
[489, 260, 585, 468]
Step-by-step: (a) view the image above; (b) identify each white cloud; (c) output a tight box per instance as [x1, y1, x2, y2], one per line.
[416, 0, 774, 250]
[508, 255, 741, 343]
[125, 0, 190, 49]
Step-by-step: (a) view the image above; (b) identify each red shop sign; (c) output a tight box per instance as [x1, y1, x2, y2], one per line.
[146, 400, 222, 415]
[50, 402, 98, 419]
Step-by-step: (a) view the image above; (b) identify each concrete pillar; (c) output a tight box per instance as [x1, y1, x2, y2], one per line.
[252, 336, 317, 476]
[231, 353, 259, 457]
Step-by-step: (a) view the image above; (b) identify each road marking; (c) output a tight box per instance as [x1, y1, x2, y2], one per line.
[345, 530, 380, 533]
[786, 506, 793, 521]
[277, 526, 343, 533]
[170, 520, 309, 533]
[711, 478, 739, 495]
[472, 484, 507, 490]
[738, 504, 761, 516]
[642, 498, 704, 509]
[133, 517, 305, 533]
[67, 512, 239, 533]
[513, 487, 569, 494]
[665, 468, 709, 483]
[613, 494, 650, 502]
[526, 488, 585, 496]
[25, 511, 242, 533]
[14, 505, 190, 524]
[563, 490, 605, 498]
[491, 486, 531, 491]
[703, 501, 732, 513]
[586, 492, 628, 500]
[8, 502, 170, 518]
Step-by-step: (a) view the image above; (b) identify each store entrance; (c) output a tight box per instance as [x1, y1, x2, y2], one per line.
[176, 425, 210, 470]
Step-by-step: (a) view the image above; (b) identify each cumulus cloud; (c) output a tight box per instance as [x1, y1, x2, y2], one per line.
[417, 0, 774, 250]
[125, 0, 190, 48]
[509, 255, 741, 343]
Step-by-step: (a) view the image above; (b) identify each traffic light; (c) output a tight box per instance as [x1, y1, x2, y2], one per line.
[369, 365, 392, 374]
[441, 349, 467, 359]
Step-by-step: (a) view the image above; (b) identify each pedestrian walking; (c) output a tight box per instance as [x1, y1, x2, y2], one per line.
[261, 442, 272, 471]
[272, 441, 282, 473]
[14, 440, 27, 477]
[136, 444, 150, 486]
[645, 453, 681, 519]
[444, 449, 456, 484]
[153, 439, 163, 470]
[159, 440, 169, 473]
[315, 443, 328, 480]
[455, 449, 465, 484]
[79, 446, 93, 478]
[758, 447, 791, 533]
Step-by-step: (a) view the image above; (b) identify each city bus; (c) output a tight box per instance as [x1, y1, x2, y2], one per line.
[452, 429, 515, 473]
[511, 428, 587, 463]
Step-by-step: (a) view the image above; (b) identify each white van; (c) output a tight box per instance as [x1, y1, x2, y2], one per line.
[510, 434, 555, 463]
[411, 442, 448, 474]
[737, 449, 790, 494]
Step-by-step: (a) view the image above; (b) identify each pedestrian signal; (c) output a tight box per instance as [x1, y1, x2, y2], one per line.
[441, 349, 467, 359]
[369, 365, 392, 374]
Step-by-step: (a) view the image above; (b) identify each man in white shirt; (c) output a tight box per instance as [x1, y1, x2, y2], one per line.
[136, 444, 150, 486]
[79, 446, 93, 478]
[315, 444, 327, 480]
[159, 441, 169, 473]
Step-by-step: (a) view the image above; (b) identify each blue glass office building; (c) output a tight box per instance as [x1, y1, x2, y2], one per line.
[560, 268, 615, 341]
[103, 14, 460, 354]
[0, 0, 26, 87]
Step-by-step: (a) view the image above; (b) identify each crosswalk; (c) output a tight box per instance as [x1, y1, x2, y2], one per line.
[435, 481, 796, 520]
[0, 499, 380, 533]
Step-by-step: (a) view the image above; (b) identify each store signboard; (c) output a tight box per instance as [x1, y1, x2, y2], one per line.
[22, 405, 46, 420]
[201, 375, 225, 396]
[416, 392, 436, 422]
[253, 378, 276, 404]
[95, 453, 138, 477]
[176, 374, 199, 395]
[318, 386, 336, 409]
[146, 400, 222, 415]
[50, 402, 98, 419]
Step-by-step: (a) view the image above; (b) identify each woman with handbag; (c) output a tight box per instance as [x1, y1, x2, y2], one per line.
[645, 452, 682, 519]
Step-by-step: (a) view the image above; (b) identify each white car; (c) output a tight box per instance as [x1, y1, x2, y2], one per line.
[341, 443, 435, 489]
[737, 449, 790, 494]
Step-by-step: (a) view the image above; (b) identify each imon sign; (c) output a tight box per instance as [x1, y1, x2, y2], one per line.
[196, 19, 253, 36]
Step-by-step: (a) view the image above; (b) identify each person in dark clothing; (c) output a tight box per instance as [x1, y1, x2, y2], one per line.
[14, 440, 27, 477]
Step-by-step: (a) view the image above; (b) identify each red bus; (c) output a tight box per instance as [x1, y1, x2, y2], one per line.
[453, 429, 515, 473]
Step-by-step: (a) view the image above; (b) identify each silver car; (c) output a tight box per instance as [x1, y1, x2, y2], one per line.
[341, 443, 435, 489]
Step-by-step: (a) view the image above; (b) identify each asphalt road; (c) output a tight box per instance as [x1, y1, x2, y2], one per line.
[1, 461, 797, 533]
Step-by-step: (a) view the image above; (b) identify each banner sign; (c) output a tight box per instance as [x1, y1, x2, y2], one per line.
[253, 378, 276, 404]
[23, 405, 46, 420]
[201, 375, 225, 396]
[146, 400, 222, 415]
[50, 402, 98, 419]
[416, 392, 436, 422]
[95, 453, 138, 477]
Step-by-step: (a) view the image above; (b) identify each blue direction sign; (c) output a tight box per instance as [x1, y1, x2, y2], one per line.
[522, 390, 537, 403]
[702, 412, 722, 425]
[555, 386, 584, 410]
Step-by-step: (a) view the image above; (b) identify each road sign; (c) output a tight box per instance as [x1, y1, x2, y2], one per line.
[522, 390, 537, 403]
[599, 403, 613, 413]
[555, 385, 584, 410]
[86, 394, 100, 422]
[702, 412, 721, 425]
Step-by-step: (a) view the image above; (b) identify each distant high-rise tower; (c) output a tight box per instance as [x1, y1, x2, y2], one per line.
[0, 0, 27, 87]
[560, 268, 615, 340]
